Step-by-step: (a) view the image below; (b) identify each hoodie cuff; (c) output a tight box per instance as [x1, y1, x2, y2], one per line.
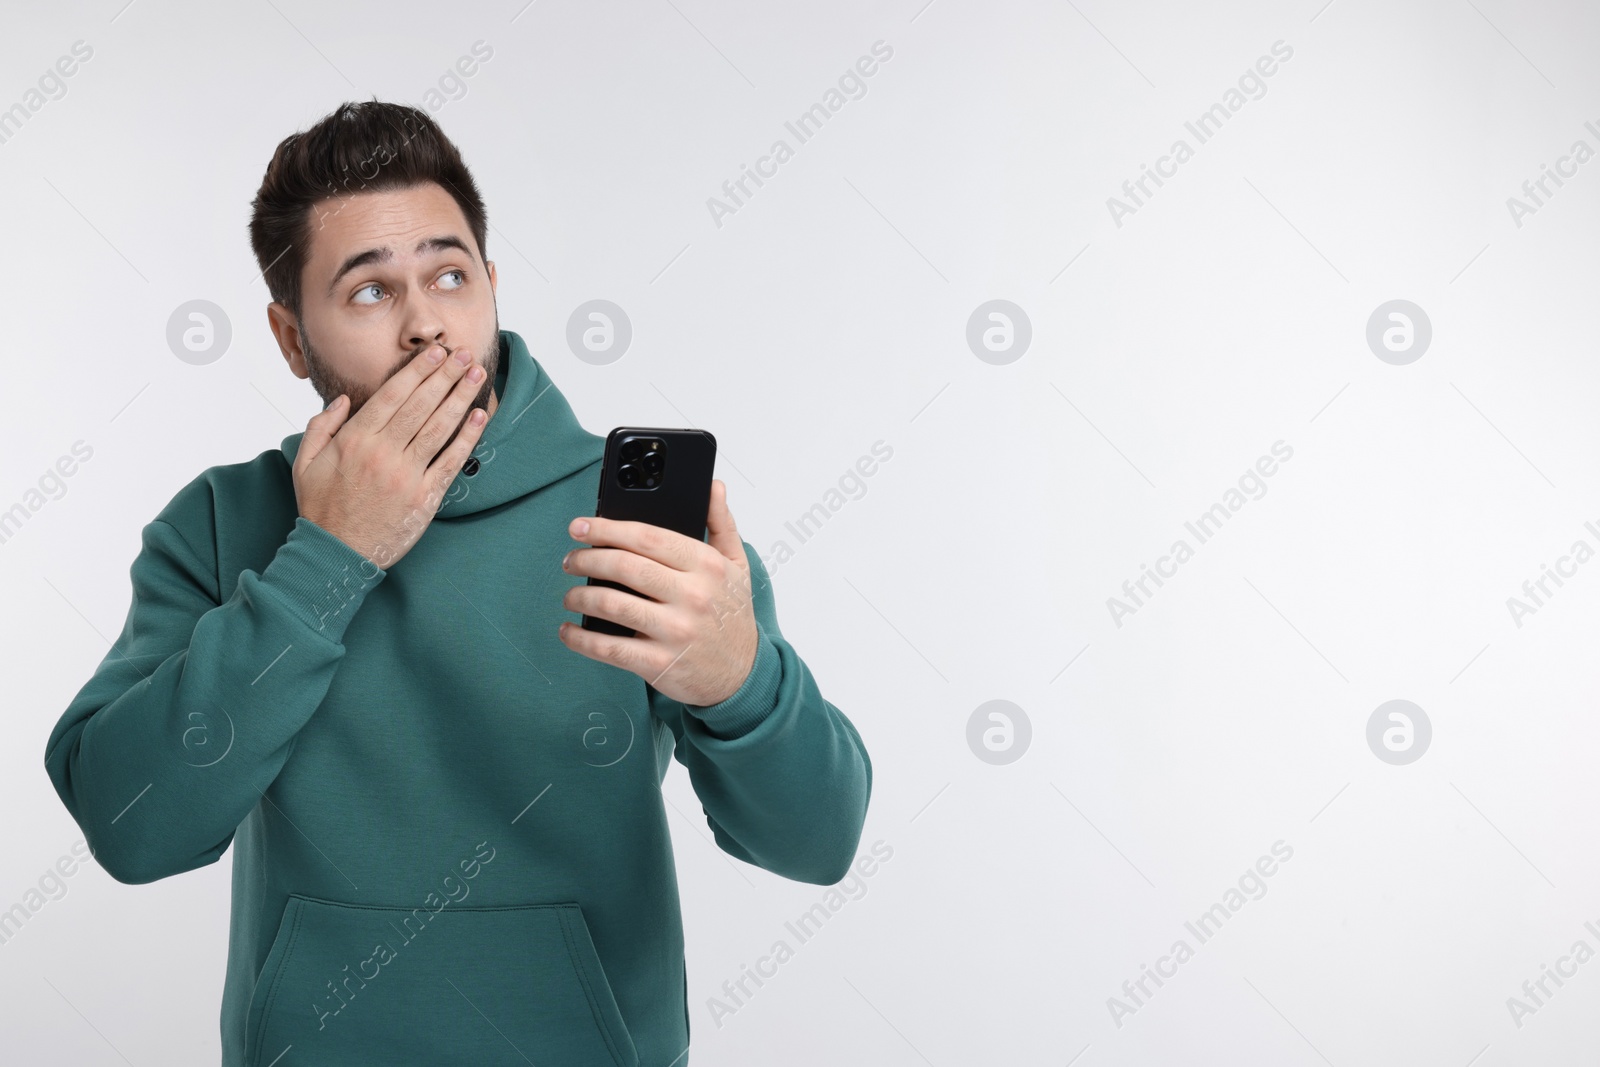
[257, 517, 387, 643]
[683, 623, 782, 740]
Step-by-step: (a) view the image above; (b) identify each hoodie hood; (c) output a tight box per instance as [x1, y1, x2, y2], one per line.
[280, 329, 605, 518]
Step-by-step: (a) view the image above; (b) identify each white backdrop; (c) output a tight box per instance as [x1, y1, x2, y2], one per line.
[5, 0, 1600, 1063]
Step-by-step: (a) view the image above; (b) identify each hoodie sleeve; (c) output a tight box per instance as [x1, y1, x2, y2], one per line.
[42, 512, 386, 885]
[648, 541, 872, 885]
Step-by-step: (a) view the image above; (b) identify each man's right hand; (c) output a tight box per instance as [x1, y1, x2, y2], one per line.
[293, 342, 489, 569]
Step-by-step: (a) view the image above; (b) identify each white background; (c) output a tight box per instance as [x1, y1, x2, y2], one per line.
[4, 0, 1600, 1063]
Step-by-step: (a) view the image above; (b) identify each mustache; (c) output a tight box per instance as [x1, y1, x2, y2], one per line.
[412, 339, 453, 360]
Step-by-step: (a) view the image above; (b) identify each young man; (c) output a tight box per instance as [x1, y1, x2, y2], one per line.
[43, 101, 872, 1067]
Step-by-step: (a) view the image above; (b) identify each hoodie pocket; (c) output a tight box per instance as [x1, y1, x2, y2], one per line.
[246, 894, 639, 1067]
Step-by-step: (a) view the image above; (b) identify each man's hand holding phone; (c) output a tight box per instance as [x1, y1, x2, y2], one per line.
[558, 479, 759, 707]
[292, 342, 488, 570]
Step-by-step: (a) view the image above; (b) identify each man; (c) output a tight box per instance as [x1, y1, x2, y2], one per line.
[43, 100, 872, 1067]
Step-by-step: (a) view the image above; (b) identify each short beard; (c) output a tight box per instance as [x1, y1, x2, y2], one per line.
[300, 313, 501, 459]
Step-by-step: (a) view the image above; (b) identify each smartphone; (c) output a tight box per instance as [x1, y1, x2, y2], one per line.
[581, 427, 718, 638]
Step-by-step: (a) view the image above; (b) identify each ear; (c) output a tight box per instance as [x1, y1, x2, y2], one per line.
[486, 259, 497, 294]
[266, 302, 309, 380]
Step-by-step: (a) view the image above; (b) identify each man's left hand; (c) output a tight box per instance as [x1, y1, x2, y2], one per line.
[558, 478, 758, 707]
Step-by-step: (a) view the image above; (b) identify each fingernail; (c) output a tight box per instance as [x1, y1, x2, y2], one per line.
[453, 348, 472, 365]
[467, 365, 484, 382]
[427, 345, 446, 363]
[573, 519, 589, 536]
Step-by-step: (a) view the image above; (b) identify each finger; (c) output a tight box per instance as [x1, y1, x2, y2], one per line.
[297, 394, 348, 471]
[567, 584, 665, 639]
[426, 401, 489, 488]
[558, 620, 642, 670]
[565, 545, 677, 602]
[389, 346, 475, 449]
[572, 517, 703, 573]
[705, 478, 743, 562]
[350, 341, 448, 436]
[407, 358, 486, 465]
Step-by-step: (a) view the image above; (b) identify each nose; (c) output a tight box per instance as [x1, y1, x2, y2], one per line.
[407, 313, 447, 349]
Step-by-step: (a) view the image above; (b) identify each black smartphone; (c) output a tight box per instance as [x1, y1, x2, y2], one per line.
[581, 427, 718, 638]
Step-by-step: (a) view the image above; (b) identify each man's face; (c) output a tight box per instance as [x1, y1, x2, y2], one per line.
[268, 181, 501, 455]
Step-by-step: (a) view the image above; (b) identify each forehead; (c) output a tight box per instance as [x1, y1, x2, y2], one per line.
[304, 182, 474, 278]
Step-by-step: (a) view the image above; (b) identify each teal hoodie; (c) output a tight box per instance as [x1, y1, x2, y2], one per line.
[43, 329, 873, 1066]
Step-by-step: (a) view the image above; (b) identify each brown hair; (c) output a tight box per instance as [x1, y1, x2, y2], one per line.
[247, 99, 489, 321]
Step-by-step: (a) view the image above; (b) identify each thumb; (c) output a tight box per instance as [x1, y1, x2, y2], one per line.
[705, 479, 743, 563]
[298, 394, 348, 471]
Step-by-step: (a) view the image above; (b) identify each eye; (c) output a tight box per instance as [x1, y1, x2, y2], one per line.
[352, 283, 384, 305]
[439, 269, 466, 290]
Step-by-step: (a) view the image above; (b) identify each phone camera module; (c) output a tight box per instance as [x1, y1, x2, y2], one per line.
[617, 436, 667, 490]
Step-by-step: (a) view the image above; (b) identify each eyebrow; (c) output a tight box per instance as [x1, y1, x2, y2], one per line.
[326, 235, 475, 297]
